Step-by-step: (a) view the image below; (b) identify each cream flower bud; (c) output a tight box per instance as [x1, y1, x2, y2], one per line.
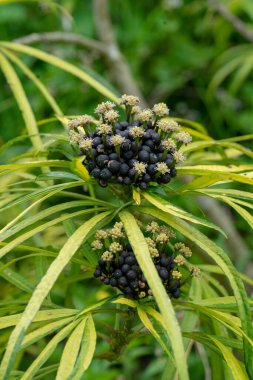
[104, 110, 119, 123]
[174, 131, 192, 145]
[110, 134, 125, 146]
[129, 126, 145, 138]
[174, 254, 186, 266]
[109, 242, 122, 253]
[101, 251, 114, 261]
[190, 266, 201, 278]
[161, 138, 176, 150]
[146, 221, 160, 233]
[156, 233, 169, 244]
[137, 109, 153, 122]
[97, 123, 112, 135]
[172, 270, 182, 279]
[157, 120, 180, 132]
[173, 151, 185, 163]
[145, 237, 156, 247]
[79, 138, 93, 150]
[155, 162, 170, 175]
[68, 115, 93, 129]
[133, 161, 147, 175]
[91, 240, 103, 250]
[149, 247, 159, 258]
[68, 130, 80, 145]
[95, 230, 108, 239]
[119, 94, 140, 106]
[95, 101, 115, 114]
[153, 103, 170, 117]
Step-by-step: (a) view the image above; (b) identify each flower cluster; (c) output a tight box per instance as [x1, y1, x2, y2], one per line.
[92, 221, 199, 300]
[68, 95, 192, 189]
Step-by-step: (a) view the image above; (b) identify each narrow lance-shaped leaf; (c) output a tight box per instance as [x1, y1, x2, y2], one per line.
[143, 192, 226, 237]
[0, 211, 111, 380]
[140, 207, 253, 378]
[70, 314, 97, 380]
[0, 42, 119, 103]
[19, 320, 80, 380]
[0, 51, 42, 150]
[56, 317, 88, 380]
[119, 210, 189, 380]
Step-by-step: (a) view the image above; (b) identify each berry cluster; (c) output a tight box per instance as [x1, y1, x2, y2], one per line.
[68, 95, 192, 189]
[92, 221, 200, 300]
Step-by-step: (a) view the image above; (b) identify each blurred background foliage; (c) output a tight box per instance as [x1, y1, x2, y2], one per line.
[0, 1, 253, 379]
[1, 0, 253, 142]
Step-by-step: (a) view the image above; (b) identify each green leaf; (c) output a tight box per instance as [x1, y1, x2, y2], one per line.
[1, 47, 64, 119]
[0, 211, 111, 379]
[0, 263, 34, 293]
[209, 337, 248, 380]
[56, 317, 88, 380]
[0, 42, 119, 103]
[143, 192, 226, 237]
[137, 306, 174, 361]
[0, 51, 42, 150]
[19, 320, 80, 380]
[0, 208, 105, 260]
[139, 207, 253, 378]
[0, 309, 78, 330]
[21, 317, 74, 350]
[70, 314, 96, 380]
[119, 210, 189, 380]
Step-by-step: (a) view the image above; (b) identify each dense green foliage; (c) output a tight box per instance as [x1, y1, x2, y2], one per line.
[0, 1, 253, 379]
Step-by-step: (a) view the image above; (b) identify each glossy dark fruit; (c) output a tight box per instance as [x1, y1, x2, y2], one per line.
[142, 174, 151, 183]
[114, 269, 122, 278]
[165, 154, 174, 166]
[97, 144, 105, 153]
[119, 163, 129, 176]
[109, 153, 117, 160]
[108, 160, 120, 173]
[110, 278, 117, 287]
[126, 270, 137, 280]
[141, 145, 151, 152]
[128, 168, 136, 178]
[147, 164, 156, 175]
[124, 177, 131, 185]
[160, 255, 170, 267]
[97, 154, 109, 167]
[104, 278, 110, 285]
[170, 167, 177, 177]
[139, 182, 147, 190]
[123, 150, 134, 160]
[122, 264, 130, 273]
[118, 276, 128, 287]
[123, 287, 133, 295]
[160, 173, 171, 184]
[122, 139, 132, 151]
[125, 256, 136, 265]
[149, 153, 158, 164]
[100, 168, 112, 180]
[159, 268, 169, 280]
[138, 150, 150, 162]
[92, 137, 102, 147]
[94, 269, 101, 277]
[130, 280, 139, 290]
[173, 288, 181, 298]
[91, 168, 100, 178]
[128, 159, 138, 168]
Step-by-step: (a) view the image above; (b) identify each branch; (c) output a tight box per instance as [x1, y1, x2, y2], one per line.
[14, 32, 107, 54]
[211, 1, 253, 43]
[92, 0, 147, 106]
